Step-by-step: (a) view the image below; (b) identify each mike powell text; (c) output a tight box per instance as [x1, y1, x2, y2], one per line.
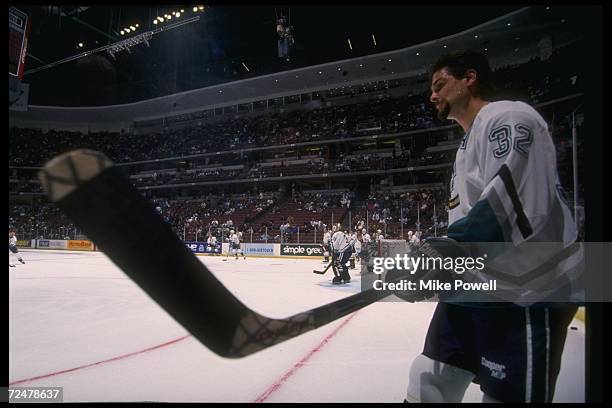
[373, 279, 497, 292]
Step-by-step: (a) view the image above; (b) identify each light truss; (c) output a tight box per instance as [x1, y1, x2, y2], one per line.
[23, 16, 200, 76]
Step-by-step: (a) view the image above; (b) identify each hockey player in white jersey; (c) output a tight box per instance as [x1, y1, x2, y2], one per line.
[361, 228, 371, 244]
[9, 230, 25, 267]
[348, 231, 357, 270]
[330, 223, 352, 284]
[409, 230, 420, 245]
[352, 232, 362, 269]
[229, 230, 246, 260]
[404, 50, 580, 403]
[206, 233, 219, 256]
[322, 227, 332, 264]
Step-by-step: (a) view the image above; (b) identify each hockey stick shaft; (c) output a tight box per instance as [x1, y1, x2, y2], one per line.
[38, 150, 388, 358]
[313, 261, 332, 274]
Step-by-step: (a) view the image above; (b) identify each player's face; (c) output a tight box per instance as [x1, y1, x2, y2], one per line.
[430, 68, 468, 121]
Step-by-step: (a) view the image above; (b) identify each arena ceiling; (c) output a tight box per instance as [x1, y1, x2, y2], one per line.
[16, 5, 581, 106]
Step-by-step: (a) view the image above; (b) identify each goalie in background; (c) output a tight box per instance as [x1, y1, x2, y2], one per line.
[331, 223, 352, 284]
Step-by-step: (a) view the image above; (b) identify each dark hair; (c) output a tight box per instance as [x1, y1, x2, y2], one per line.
[428, 50, 496, 99]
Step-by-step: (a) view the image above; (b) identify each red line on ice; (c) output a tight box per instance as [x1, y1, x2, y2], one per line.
[253, 311, 359, 403]
[9, 335, 191, 386]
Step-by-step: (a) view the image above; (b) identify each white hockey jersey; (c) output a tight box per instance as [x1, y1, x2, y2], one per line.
[331, 231, 351, 253]
[207, 236, 217, 244]
[446, 100, 582, 305]
[353, 238, 362, 254]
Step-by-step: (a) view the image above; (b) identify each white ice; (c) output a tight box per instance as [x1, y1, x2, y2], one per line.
[9, 249, 585, 402]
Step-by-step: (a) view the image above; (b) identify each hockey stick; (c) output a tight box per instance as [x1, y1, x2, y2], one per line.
[313, 261, 333, 274]
[38, 150, 390, 358]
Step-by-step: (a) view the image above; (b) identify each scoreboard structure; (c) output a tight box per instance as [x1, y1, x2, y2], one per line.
[9, 6, 30, 80]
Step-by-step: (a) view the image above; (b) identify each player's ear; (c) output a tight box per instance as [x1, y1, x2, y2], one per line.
[464, 69, 478, 88]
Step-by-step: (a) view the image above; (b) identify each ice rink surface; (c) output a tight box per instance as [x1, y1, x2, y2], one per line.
[9, 249, 585, 402]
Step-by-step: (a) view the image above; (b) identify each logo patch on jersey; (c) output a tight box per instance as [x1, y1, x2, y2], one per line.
[448, 194, 460, 209]
[481, 357, 507, 380]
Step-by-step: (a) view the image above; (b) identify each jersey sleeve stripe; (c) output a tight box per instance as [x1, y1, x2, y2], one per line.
[496, 164, 533, 239]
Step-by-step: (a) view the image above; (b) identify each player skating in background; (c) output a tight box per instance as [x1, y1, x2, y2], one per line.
[9, 230, 25, 267]
[361, 228, 372, 244]
[352, 231, 363, 271]
[348, 230, 358, 270]
[206, 232, 219, 256]
[408, 230, 421, 246]
[322, 226, 332, 264]
[229, 230, 246, 260]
